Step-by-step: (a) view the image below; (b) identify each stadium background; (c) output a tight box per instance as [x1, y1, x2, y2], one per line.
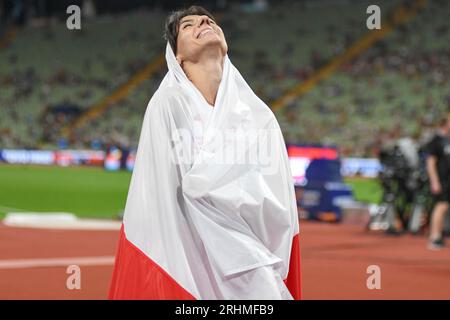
[0, 0, 449, 299]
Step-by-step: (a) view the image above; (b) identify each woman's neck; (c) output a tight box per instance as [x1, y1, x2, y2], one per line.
[183, 50, 224, 107]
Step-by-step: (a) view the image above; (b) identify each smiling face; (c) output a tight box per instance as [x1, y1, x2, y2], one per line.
[176, 14, 228, 65]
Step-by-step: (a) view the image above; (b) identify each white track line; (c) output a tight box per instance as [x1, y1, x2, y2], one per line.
[0, 256, 115, 270]
[1, 212, 122, 230]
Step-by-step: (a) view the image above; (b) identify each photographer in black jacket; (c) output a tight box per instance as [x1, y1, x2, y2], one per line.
[426, 115, 450, 250]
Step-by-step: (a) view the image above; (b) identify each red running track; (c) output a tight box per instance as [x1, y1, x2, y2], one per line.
[0, 221, 449, 299]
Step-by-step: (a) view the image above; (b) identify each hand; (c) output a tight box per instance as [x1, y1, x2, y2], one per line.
[431, 180, 442, 194]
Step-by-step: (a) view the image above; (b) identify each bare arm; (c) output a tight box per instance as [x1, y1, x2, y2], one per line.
[427, 155, 441, 194]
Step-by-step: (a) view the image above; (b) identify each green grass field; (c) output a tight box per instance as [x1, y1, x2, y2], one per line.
[344, 177, 383, 205]
[0, 164, 132, 220]
[0, 164, 382, 220]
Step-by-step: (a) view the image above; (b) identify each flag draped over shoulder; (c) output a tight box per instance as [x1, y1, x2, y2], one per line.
[108, 42, 301, 300]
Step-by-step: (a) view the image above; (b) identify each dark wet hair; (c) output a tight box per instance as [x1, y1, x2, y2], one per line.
[163, 5, 216, 55]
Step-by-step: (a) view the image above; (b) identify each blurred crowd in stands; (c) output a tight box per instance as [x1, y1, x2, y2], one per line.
[0, 0, 448, 158]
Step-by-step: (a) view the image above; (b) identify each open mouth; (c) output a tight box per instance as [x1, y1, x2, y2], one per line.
[197, 27, 214, 39]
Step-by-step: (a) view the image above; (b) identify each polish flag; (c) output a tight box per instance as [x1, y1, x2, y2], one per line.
[108, 224, 301, 299]
[108, 42, 301, 300]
